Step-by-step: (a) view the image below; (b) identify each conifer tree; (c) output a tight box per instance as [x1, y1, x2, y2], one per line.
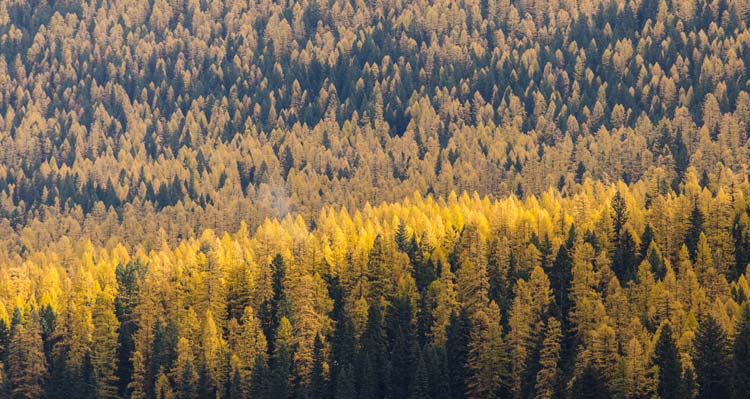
[732, 304, 750, 399]
[534, 317, 561, 399]
[8, 316, 47, 399]
[467, 301, 506, 399]
[335, 364, 356, 399]
[172, 338, 198, 399]
[358, 302, 388, 399]
[693, 316, 731, 399]
[570, 363, 609, 399]
[408, 349, 430, 399]
[386, 290, 417, 399]
[91, 293, 120, 399]
[270, 317, 294, 399]
[653, 323, 683, 399]
[310, 335, 327, 399]
[446, 310, 471, 399]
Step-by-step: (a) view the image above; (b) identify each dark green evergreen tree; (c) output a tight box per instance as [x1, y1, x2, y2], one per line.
[330, 312, 356, 399]
[357, 302, 388, 399]
[408, 349, 430, 399]
[613, 229, 638, 283]
[425, 345, 451, 399]
[570, 363, 609, 399]
[310, 335, 327, 399]
[270, 321, 293, 399]
[228, 368, 242, 399]
[732, 304, 750, 399]
[693, 316, 731, 399]
[446, 310, 471, 399]
[334, 364, 356, 399]
[114, 260, 146, 396]
[249, 354, 271, 399]
[261, 254, 290, 351]
[653, 323, 683, 399]
[387, 293, 417, 399]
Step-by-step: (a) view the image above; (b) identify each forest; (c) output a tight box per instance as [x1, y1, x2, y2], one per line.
[1, 0, 750, 397]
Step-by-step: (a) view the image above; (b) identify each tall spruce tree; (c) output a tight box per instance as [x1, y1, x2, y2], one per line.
[653, 323, 683, 399]
[693, 316, 731, 399]
[732, 304, 750, 399]
[446, 310, 471, 399]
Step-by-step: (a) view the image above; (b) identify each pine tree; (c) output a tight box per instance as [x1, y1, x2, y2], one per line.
[611, 191, 628, 239]
[693, 316, 731, 399]
[270, 317, 294, 399]
[261, 254, 290, 351]
[78, 351, 97, 399]
[534, 317, 561, 399]
[446, 310, 471, 399]
[367, 236, 391, 305]
[237, 306, 267, 392]
[732, 304, 750, 399]
[570, 363, 609, 399]
[249, 354, 271, 399]
[386, 290, 417, 399]
[310, 335, 327, 399]
[358, 302, 388, 399]
[8, 316, 47, 399]
[408, 349, 430, 399]
[467, 301, 506, 399]
[228, 368, 242, 399]
[334, 364, 356, 399]
[91, 293, 120, 399]
[172, 338, 198, 399]
[115, 260, 146, 396]
[612, 229, 638, 283]
[653, 323, 683, 399]
[330, 310, 356, 399]
[425, 345, 451, 399]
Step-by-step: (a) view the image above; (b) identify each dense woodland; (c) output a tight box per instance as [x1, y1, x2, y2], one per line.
[1, 0, 750, 254]
[1, 0, 750, 398]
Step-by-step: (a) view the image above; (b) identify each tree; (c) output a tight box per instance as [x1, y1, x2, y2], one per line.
[653, 323, 683, 399]
[732, 304, 750, 399]
[534, 317, 561, 399]
[570, 363, 610, 399]
[467, 301, 506, 399]
[611, 191, 628, 239]
[8, 316, 47, 399]
[172, 338, 198, 399]
[386, 288, 417, 399]
[358, 302, 388, 399]
[236, 306, 267, 392]
[261, 254, 290, 350]
[115, 260, 146, 396]
[155, 370, 175, 399]
[408, 350, 430, 399]
[686, 204, 705, 262]
[612, 229, 638, 283]
[446, 310, 471, 399]
[335, 364, 356, 399]
[693, 316, 731, 399]
[91, 293, 120, 399]
[270, 317, 294, 399]
[309, 335, 327, 399]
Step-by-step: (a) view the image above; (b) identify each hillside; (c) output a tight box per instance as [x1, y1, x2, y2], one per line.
[1, 0, 750, 398]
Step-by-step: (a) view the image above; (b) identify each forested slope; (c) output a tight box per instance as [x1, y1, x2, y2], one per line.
[2, 0, 750, 398]
[2, 177, 750, 398]
[1, 0, 750, 253]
